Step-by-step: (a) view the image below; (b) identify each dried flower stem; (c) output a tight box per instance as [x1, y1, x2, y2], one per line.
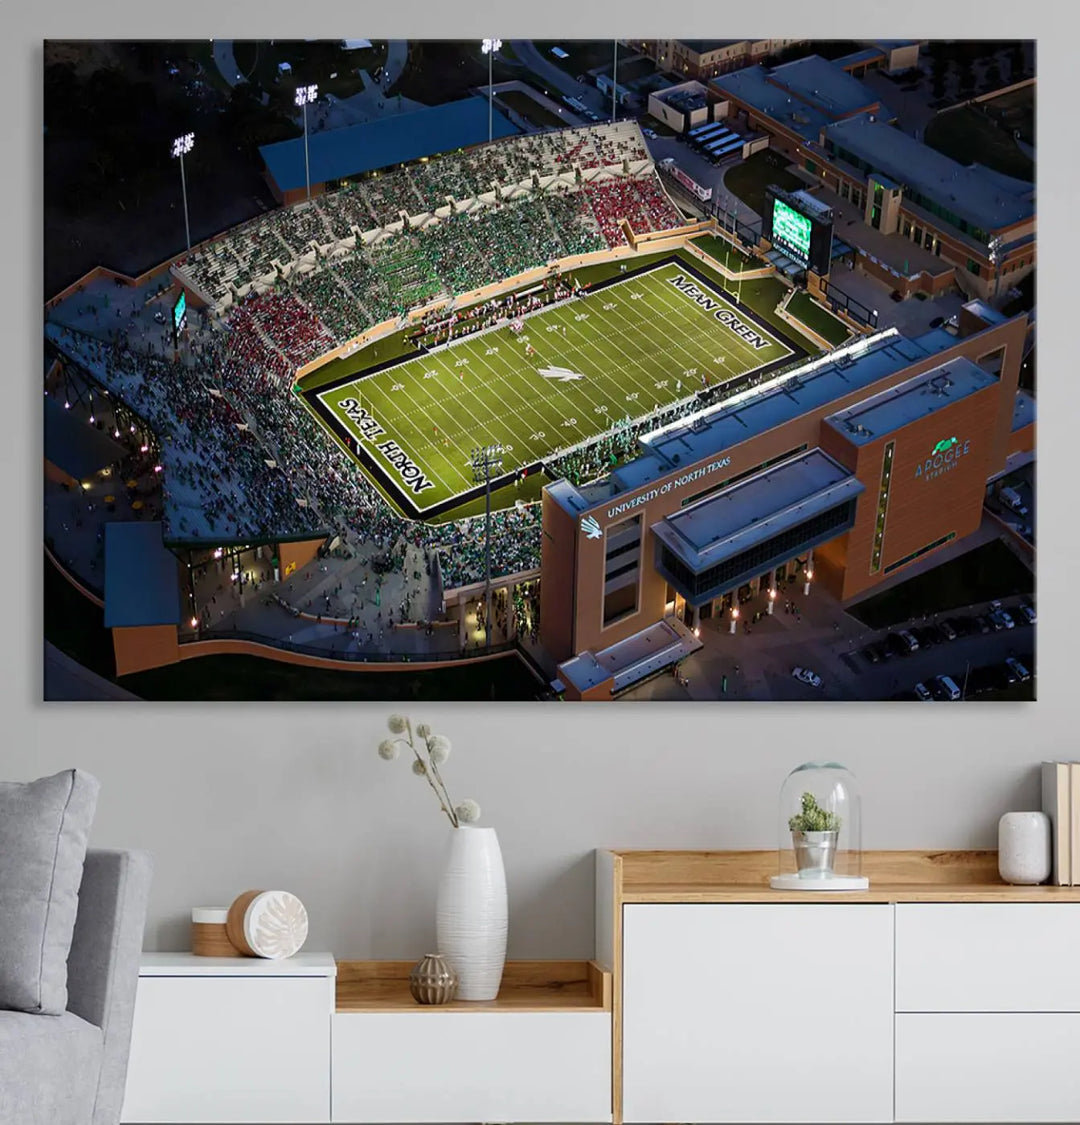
[397, 720, 458, 827]
[425, 743, 459, 829]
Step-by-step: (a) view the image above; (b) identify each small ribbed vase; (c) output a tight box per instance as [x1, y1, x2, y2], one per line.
[435, 825, 507, 1001]
[409, 953, 458, 1005]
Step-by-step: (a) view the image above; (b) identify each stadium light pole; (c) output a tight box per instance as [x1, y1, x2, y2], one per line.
[171, 132, 195, 252]
[481, 39, 501, 142]
[470, 442, 504, 650]
[295, 84, 318, 202]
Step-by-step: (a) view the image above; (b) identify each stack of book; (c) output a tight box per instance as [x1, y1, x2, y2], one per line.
[1041, 761, 1080, 885]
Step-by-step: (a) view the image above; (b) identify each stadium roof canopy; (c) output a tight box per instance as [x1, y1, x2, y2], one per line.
[823, 358, 998, 445]
[260, 96, 519, 193]
[104, 522, 182, 628]
[44, 395, 126, 481]
[820, 116, 1035, 234]
[710, 56, 891, 140]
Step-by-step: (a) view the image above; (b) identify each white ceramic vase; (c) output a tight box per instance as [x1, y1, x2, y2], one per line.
[435, 825, 507, 1001]
[998, 811, 1051, 885]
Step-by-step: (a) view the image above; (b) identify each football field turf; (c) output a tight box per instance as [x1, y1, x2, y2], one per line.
[302, 258, 805, 519]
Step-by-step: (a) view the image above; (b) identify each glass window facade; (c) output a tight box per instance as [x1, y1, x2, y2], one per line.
[603, 515, 641, 626]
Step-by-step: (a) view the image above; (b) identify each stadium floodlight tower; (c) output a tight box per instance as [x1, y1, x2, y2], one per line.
[470, 442, 504, 650]
[295, 83, 319, 201]
[481, 39, 502, 142]
[170, 132, 195, 251]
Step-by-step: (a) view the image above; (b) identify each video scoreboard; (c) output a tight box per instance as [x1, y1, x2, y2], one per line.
[762, 186, 834, 276]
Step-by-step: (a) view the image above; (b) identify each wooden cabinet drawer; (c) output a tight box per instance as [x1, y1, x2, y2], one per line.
[896, 1013, 1080, 1122]
[895, 904, 1080, 1011]
[332, 1011, 611, 1123]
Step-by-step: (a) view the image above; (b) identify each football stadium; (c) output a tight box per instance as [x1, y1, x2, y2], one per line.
[44, 100, 1033, 698]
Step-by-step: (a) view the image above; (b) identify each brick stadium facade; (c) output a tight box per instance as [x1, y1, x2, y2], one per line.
[540, 305, 1030, 696]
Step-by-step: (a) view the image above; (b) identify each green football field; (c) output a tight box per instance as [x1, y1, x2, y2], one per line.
[305, 259, 798, 517]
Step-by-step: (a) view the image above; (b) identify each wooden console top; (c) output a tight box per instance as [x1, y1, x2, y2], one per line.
[603, 849, 1080, 903]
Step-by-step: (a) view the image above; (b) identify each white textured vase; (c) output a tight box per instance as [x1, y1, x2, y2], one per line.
[998, 811, 1051, 885]
[435, 825, 507, 1001]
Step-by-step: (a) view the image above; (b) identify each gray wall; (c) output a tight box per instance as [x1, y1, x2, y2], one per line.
[10, 2, 1077, 964]
[4, 710, 1054, 957]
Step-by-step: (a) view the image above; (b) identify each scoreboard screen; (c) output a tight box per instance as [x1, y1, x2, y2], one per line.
[173, 290, 187, 334]
[772, 198, 813, 261]
[763, 186, 834, 276]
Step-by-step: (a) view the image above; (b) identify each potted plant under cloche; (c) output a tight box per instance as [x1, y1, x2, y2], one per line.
[788, 791, 842, 876]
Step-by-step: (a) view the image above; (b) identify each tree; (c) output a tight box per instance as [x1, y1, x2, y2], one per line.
[985, 61, 1002, 90]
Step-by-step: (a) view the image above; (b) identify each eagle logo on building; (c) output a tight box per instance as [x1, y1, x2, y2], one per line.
[932, 437, 959, 455]
[581, 515, 602, 540]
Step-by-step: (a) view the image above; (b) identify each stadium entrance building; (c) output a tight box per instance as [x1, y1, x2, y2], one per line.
[540, 302, 1032, 699]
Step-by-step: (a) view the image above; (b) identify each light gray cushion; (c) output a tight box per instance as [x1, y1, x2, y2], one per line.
[0, 770, 100, 1014]
[0, 1009, 103, 1125]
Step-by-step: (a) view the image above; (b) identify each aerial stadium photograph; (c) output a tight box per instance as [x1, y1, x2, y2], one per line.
[43, 37, 1036, 701]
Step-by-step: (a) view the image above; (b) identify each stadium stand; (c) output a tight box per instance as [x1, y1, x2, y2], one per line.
[51, 123, 696, 589]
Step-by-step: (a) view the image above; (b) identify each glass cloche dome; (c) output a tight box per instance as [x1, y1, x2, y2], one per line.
[770, 762, 868, 891]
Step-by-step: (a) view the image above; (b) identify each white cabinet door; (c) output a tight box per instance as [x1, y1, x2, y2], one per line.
[121, 976, 332, 1123]
[895, 904, 1080, 1011]
[896, 1013, 1080, 1122]
[622, 903, 893, 1123]
[332, 1011, 611, 1122]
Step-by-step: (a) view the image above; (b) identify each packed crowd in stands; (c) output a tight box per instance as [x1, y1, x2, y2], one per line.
[237, 290, 337, 369]
[316, 183, 377, 240]
[269, 202, 333, 257]
[49, 122, 697, 597]
[433, 506, 543, 590]
[285, 264, 369, 344]
[584, 179, 684, 246]
[176, 122, 662, 306]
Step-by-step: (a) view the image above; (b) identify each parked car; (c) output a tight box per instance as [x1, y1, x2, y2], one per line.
[862, 644, 882, 665]
[885, 632, 910, 657]
[642, 128, 658, 139]
[913, 681, 933, 701]
[973, 614, 992, 634]
[934, 674, 962, 701]
[898, 629, 920, 652]
[939, 620, 958, 641]
[1005, 656, 1031, 682]
[912, 626, 940, 648]
[1019, 602, 1036, 625]
[791, 667, 822, 688]
[994, 608, 1015, 630]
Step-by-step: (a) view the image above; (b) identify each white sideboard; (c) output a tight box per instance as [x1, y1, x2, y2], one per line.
[599, 849, 1080, 1125]
[121, 953, 336, 1124]
[332, 960, 612, 1124]
[894, 903, 1080, 1123]
[122, 955, 610, 1125]
[622, 903, 894, 1123]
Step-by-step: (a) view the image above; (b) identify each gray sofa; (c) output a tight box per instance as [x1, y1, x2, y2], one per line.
[0, 849, 153, 1125]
